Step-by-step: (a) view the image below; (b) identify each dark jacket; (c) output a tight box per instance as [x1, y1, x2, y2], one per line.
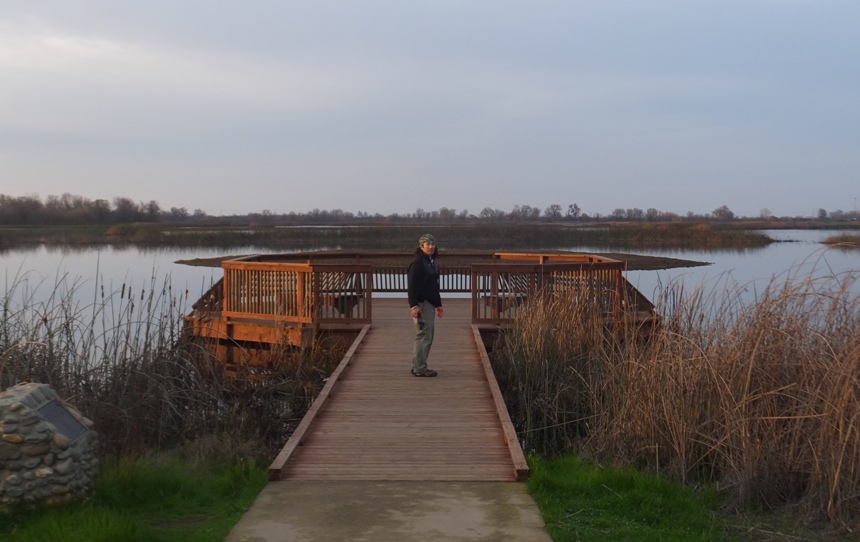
[407, 247, 442, 308]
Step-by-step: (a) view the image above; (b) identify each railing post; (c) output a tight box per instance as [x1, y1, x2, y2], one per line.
[614, 267, 624, 325]
[222, 267, 231, 314]
[490, 270, 500, 320]
[470, 269, 478, 321]
[365, 271, 373, 321]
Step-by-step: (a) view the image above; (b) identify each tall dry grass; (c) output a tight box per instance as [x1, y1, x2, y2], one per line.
[494, 270, 860, 530]
[492, 291, 611, 457]
[0, 270, 337, 461]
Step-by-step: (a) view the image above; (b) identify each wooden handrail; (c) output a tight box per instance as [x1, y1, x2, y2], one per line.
[222, 261, 373, 325]
[494, 252, 621, 264]
[222, 262, 314, 323]
[215, 253, 651, 327]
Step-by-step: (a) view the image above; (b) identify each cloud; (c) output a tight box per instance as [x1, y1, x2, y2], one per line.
[0, 22, 362, 141]
[1, 1, 858, 217]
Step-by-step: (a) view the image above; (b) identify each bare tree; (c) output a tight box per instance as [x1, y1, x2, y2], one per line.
[92, 199, 111, 223]
[143, 200, 161, 221]
[170, 207, 189, 220]
[113, 197, 140, 223]
[544, 204, 562, 220]
[712, 205, 735, 220]
[438, 207, 457, 221]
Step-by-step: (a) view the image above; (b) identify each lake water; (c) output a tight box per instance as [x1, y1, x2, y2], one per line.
[1, 230, 857, 311]
[2, 245, 251, 310]
[623, 229, 858, 303]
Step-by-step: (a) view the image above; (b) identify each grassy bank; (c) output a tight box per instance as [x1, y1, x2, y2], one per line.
[528, 455, 724, 541]
[528, 455, 837, 541]
[1, 222, 774, 252]
[0, 451, 268, 541]
[493, 270, 860, 535]
[1, 449, 826, 541]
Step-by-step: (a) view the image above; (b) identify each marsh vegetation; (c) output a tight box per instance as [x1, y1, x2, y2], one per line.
[1, 221, 778, 253]
[0, 273, 340, 461]
[823, 233, 860, 249]
[493, 269, 860, 534]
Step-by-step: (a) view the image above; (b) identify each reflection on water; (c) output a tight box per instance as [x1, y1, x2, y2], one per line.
[2, 231, 857, 309]
[624, 230, 859, 303]
[3, 245, 253, 303]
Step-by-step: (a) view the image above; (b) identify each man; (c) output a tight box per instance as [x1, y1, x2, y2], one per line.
[407, 233, 444, 377]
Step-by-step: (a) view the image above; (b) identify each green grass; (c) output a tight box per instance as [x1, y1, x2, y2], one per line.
[1, 453, 831, 542]
[0, 455, 268, 542]
[528, 455, 725, 542]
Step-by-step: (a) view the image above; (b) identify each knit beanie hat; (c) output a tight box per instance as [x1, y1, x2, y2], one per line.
[418, 234, 435, 245]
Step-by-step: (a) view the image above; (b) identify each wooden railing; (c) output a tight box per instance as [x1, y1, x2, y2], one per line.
[373, 264, 472, 293]
[470, 260, 652, 325]
[222, 261, 373, 325]
[470, 264, 539, 323]
[313, 264, 374, 324]
[542, 262, 625, 312]
[210, 252, 654, 328]
[223, 262, 314, 323]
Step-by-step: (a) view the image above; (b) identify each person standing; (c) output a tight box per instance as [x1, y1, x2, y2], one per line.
[407, 233, 444, 377]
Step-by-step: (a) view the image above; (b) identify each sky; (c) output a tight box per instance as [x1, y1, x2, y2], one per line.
[1, 1, 859, 218]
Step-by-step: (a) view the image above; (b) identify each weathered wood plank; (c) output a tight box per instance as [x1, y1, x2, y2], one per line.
[273, 298, 528, 482]
[472, 323, 531, 482]
[267, 324, 370, 479]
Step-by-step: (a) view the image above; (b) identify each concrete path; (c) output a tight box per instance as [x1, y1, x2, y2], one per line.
[224, 480, 553, 542]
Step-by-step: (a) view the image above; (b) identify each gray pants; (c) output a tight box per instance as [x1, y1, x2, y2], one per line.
[412, 300, 436, 373]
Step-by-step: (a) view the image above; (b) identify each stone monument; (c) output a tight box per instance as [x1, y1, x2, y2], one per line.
[0, 383, 98, 509]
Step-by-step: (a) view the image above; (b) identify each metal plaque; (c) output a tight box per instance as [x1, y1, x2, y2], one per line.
[37, 400, 88, 442]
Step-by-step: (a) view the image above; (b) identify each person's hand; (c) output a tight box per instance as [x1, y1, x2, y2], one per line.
[410, 306, 420, 318]
[435, 306, 444, 319]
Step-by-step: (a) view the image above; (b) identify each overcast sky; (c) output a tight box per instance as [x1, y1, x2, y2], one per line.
[1, 1, 858, 218]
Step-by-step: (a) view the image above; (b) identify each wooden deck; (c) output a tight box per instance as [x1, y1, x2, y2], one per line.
[269, 297, 527, 482]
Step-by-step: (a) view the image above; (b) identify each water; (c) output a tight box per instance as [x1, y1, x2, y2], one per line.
[623, 230, 859, 304]
[5, 245, 255, 289]
[2, 245, 253, 309]
[1, 230, 857, 310]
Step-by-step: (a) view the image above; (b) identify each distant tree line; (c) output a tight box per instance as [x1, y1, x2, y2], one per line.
[1, 193, 858, 226]
[0, 194, 207, 225]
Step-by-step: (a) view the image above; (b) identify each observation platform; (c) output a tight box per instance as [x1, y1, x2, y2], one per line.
[182, 250, 658, 373]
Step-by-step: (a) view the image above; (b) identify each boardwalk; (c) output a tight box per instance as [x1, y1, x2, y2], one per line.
[270, 297, 526, 482]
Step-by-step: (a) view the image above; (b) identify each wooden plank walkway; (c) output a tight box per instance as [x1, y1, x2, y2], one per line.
[270, 297, 527, 482]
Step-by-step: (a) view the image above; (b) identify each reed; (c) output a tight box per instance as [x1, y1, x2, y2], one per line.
[823, 233, 860, 249]
[494, 268, 860, 530]
[492, 290, 612, 457]
[2, 222, 774, 252]
[0, 270, 335, 461]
